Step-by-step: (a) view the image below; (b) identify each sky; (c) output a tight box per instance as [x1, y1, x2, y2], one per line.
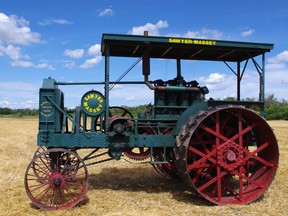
[0, 0, 288, 109]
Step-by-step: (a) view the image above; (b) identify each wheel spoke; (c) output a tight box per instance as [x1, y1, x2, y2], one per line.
[187, 148, 216, 171]
[239, 166, 244, 201]
[197, 170, 226, 192]
[199, 119, 259, 147]
[232, 169, 264, 188]
[242, 142, 274, 167]
[33, 162, 51, 178]
[38, 155, 53, 173]
[121, 110, 128, 117]
[238, 111, 243, 148]
[216, 166, 222, 202]
[29, 181, 50, 193]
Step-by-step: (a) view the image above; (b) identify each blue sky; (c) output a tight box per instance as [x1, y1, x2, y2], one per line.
[0, 0, 288, 109]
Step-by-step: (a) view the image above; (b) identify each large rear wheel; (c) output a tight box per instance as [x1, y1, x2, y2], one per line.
[175, 105, 278, 205]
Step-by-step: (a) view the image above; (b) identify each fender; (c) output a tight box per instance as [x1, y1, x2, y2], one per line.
[174, 101, 208, 135]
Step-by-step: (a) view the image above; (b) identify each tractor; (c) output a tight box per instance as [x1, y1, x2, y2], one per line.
[24, 32, 279, 210]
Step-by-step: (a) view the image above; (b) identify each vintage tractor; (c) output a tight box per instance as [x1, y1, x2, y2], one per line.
[24, 33, 279, 210]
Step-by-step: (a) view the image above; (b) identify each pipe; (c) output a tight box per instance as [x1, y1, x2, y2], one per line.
[144, 79, 201, 92]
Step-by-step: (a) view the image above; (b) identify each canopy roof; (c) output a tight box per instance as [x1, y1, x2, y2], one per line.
[101, 33, 273, 62]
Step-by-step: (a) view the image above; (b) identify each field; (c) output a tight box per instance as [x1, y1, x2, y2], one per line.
[0, 117, 287, 216]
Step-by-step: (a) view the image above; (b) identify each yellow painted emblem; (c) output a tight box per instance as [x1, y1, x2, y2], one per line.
[40, 101, 53, 117]
[81, 90, 105, 116]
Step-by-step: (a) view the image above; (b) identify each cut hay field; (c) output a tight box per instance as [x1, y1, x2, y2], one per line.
[0, 117, 287, 216]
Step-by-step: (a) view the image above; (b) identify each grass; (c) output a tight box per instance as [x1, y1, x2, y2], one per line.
[0, 117, 287, 216]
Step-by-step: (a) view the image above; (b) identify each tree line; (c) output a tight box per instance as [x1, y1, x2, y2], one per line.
[0, 108, 38, 117]
[264, 94, 288, 120]
[0, 94, 287, 120]
[223, 94, 288, 120]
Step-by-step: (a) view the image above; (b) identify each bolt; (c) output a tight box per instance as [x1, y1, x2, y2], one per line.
[226, 150, 236, 162]
[54, 178, 62, 186]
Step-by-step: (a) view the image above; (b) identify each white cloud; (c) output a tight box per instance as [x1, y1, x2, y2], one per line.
[165, 33, 181, 37]
[128, 20, 168, 36]
[183, 31, 202, 38]
[0, 13, 9, 22]
[109, 85, 153, 105]
[266, 63, 286, 70]
[11, 60, 33, 68]
[183, 28, 223, 39]
[265, 51, 288, 100]
[11, 60, 54, 70]
[20, 99, 38, 108]
[79, 56, 102, 68]
[112, 84, 123, 90]
[0, 44, 23, 60]
[195, 72, 236, 99]
[62, 44, 102, 69]
[199, 73, 226, 84]
[52, 19, 72, 25]
[268, 50, 288, 64]
[78, 44, 102, 68]
[88, 44, 101, 56]
[0, 99, 11, 106]
[98, 8, 113, 17]
[0, 12, 42, 45]
[63, 61, 76, 69]
[265, 67, 288, 100]
[264, 51, 288, 100]
[5, 45, 21, 59]
[0, 81, 39, 108]
[241, 29, 255, 37]
[194, 57, 288, 101]
[125, 96, 135, 101]
[35, 62, 55, 70]
[0, 13, 46, 67]
[38, 18, 72, 26]
[64, 49, 84, 59]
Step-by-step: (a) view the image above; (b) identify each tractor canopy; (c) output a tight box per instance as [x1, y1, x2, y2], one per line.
[101, 33, 273, 62]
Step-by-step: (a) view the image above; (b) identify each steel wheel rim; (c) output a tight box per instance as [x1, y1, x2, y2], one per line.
[24, 148, 88, 210]
[177, 106, 279, 205]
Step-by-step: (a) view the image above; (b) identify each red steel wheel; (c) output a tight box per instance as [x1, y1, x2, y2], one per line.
[24, 148, 88, 210]
[176, 106, 279, 205]
[124, 126, 154, 160]
[153, 147, 179, 179]
[109, 106, 133, 119]
[31, 147, 49, 179]
[33, 146, 47, 157]
[153, 128, 179, 179]
[124, 146, 151, 160]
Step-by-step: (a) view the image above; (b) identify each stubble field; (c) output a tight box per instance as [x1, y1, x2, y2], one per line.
[0, 117, 287, 216]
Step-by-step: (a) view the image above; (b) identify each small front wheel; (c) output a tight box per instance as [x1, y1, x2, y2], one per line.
[24, 148, 88, 210]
